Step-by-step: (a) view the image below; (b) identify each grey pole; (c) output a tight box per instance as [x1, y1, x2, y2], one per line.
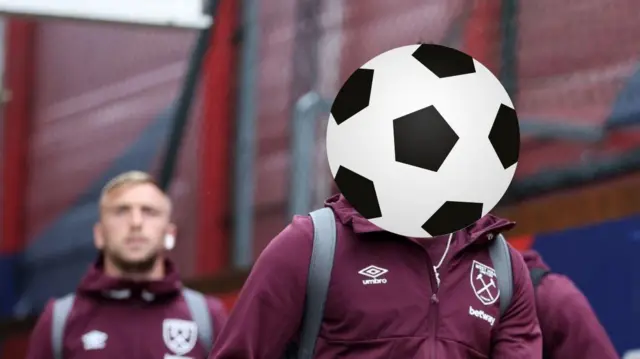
[288, 92, 330, 218]
[232, 0, 259, 268]
[287, 0, 322, 219]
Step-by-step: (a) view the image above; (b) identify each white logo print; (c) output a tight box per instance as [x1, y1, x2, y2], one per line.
[358, 265, 388, 285]
[468, 306, 496, 326]
[163, 319, 198, 356]
[82, 330, 107, 350]
[470, 260, 500, 305]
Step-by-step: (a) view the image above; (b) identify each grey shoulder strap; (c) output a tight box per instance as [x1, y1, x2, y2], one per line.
[488, 234, 513, 317]
[182, 288, 214, 355]
[529, 267, 550, 290]
[52, 293, 76, 359]
[297, 207, 337, 359]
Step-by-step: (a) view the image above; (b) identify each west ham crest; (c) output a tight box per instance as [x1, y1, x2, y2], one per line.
[470, 260, 500, 305]
[163, 318, 198, 356]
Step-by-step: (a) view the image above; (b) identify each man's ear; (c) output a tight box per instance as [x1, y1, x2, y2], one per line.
[167, 223, 177, 236]
[94, 222, 105, 250]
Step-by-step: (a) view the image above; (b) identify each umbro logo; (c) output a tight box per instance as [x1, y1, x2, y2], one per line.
[358, 265, 388, 285]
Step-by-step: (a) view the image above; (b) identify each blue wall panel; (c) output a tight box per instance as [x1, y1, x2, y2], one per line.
[533, 214, 640, 356]
[0, 254, 18, 317]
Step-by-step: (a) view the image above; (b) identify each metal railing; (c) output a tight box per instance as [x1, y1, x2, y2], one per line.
[288, 91, 332, 218]
[231, 0, 260, 269]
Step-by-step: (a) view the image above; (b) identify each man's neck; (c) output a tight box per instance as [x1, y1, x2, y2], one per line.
[103, 259, 165, 281]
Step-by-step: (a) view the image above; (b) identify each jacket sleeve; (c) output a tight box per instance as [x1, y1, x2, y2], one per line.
[26, 300, 55, 359]
[536, 273, 618, 359]
[206, 296, 229, 340]
[208, 216, 313, 359]
[491, 248, 543, 358]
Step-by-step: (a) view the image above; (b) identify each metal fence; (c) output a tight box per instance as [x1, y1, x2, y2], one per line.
[284, 0, 640, 217]
[286, 0, 497, 217]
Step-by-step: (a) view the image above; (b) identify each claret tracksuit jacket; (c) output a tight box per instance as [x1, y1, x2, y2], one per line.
[209, 194, 542, 359]
[523, 250, 618, 359]
[27, 257, 228, 359]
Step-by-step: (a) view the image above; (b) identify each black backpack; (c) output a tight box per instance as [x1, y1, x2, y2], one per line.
[286, 207, 517, 359]
[529, 267, 552, 359]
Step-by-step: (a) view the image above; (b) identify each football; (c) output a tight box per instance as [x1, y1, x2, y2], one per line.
[325, 43, 520, 238]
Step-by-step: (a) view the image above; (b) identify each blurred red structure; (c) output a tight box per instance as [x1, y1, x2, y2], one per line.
[1, 0, 237, 280]
[2, 20, 34, 256]
[0, 0, 239, 355]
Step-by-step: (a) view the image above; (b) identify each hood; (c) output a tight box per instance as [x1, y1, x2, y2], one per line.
[521, 249, 551, 271]
[77, 254, 184, 302]
[325, 193, 515, 244]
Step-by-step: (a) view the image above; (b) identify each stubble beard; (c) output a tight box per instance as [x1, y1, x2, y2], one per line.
[106, 248, 160, 275]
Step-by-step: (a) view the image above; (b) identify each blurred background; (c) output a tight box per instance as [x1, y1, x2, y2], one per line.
[0, 0, 639, 357]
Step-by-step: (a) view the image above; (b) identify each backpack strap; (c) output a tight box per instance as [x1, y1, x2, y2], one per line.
[488, 234, 513, 317]
[51, 293, 76, 359]
[296, 207, 337, 359]
[529, 267, 550, 289]
[182, 287, 214, 355]
[529, 267, 551, 359]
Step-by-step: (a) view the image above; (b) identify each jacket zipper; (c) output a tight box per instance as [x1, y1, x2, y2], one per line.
[414, 230, 498, 359]
[132, 295, 144, 358]
[417, 230, 501, 359]
[423, 249, 440, 359]
[429, 293, 439, 359]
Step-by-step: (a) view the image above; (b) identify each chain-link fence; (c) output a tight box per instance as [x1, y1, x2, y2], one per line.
[286, 0, 640, 215]
[287, 0, 502, 216]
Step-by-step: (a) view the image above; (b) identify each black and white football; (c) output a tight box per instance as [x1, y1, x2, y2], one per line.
[326, 43, 520, 238]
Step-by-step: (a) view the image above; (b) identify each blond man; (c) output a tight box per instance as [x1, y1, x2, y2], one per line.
[27, 171, 227, 359]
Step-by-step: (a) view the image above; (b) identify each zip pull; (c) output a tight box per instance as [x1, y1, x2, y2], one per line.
[430, 293, 439, 304]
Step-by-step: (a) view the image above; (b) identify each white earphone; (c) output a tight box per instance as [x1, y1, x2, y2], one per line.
[164, 234, 176, 250]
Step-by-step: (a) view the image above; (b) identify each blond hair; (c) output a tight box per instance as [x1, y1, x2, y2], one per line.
[102, 170, 157, 193]
[99, 171, 168, 205]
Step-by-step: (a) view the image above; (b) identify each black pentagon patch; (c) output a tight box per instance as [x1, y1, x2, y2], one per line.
[393, 105, 459, 172]
[334, 166, 382, 219]
[422, 201, 484, 236]
[331, 68, 374, 125]
[488, 104, 520, 169]
[412, 44, 476, 78]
